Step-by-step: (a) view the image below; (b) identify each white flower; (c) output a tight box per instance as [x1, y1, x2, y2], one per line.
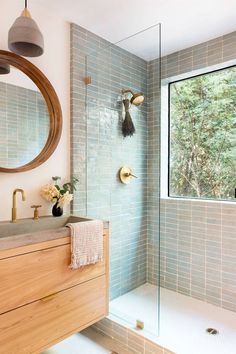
[40, 184, 60, 203]
[58, 191, 73, 208]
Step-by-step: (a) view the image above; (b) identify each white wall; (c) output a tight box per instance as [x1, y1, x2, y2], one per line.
[0, 1, 70, 221]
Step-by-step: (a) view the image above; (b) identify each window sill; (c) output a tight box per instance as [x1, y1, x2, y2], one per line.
[161, 196, 236, 206]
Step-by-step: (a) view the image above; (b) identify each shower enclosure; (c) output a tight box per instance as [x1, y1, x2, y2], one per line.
[71, 24, 236, 353]
[82, 24, 162, 337]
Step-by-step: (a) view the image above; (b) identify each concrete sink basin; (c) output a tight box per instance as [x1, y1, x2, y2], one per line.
[0, 215, 93, 251]
[0, 215, 89, 238]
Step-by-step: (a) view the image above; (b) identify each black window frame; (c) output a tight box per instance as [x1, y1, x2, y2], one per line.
[167, 64, 236, 201]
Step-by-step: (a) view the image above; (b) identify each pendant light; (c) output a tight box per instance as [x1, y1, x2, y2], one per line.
[0, 61, 10, 75]
[8, 0, 44, 57]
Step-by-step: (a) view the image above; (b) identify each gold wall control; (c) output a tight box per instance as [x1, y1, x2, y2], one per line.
[84, 76, 92, 85]
[12, 188, 26, 223]
[31, 205, 42, 220]
[119, 166, 138, 184]
[136, 319, 144, 330]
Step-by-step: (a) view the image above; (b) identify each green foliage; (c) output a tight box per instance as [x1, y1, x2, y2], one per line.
[52, 176, 79, 195]
[169, 66, 236, 200]
[63, 177, 79, 194]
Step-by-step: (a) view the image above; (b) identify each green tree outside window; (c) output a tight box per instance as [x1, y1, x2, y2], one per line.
[169, 66, 236, 200]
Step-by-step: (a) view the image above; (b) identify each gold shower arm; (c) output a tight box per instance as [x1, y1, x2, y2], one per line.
[122, 89, 134, 95]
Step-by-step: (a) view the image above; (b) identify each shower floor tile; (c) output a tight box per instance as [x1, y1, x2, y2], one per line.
[109, 283, 236, 354]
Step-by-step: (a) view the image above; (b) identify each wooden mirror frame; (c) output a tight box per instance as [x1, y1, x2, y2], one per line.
[0, 50, 62, 173]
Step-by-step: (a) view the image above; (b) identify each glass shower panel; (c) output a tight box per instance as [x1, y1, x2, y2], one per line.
[85, 24, 161, 336]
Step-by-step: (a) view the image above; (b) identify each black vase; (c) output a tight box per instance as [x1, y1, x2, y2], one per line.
[52, 202, 63, 217]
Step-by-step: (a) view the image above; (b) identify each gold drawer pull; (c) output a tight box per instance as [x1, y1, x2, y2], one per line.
[41, 293, 57, 302]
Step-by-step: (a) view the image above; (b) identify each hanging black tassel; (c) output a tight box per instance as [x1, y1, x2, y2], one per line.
[122, 99, 135, 137]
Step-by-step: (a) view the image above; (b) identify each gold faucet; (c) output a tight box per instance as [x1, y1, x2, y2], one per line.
[12, 189, 26, 223]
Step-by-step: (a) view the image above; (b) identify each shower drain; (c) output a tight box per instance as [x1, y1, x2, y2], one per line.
[206, 328, 219, 335]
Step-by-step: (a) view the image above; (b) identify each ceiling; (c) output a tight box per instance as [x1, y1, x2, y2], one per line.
[36, 0, 236, 58]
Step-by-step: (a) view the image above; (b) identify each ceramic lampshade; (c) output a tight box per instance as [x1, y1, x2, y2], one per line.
[0, 61, 10, 75]
[8, 7, 44, 57]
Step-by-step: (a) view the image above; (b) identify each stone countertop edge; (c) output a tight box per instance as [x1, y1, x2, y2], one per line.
[0, 217, 109, 252]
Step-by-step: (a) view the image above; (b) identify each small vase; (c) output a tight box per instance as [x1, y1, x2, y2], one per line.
[52, 202, 63, 217]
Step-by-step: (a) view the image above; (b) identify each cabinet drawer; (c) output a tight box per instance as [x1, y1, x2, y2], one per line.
[0, 233, 107, 314]
[0, 275, 107, 354]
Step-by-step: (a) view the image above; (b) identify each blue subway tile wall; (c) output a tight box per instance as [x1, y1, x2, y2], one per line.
[160, 199, 236, 312]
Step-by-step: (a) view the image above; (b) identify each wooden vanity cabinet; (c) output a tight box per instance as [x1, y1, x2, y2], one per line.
[0, 228, 109, 354]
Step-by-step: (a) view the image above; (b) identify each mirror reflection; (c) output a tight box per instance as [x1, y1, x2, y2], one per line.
[0, 66, 49, 169]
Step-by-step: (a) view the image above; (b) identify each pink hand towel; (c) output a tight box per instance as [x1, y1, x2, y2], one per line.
[66, 220, 103, 270]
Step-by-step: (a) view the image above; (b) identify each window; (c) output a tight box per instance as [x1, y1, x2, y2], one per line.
[169, 66, 236, 200]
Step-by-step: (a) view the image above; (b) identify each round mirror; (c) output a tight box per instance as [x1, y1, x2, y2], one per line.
[0, 50, 62, 173]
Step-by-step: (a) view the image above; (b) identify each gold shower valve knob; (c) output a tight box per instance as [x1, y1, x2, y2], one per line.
[119, 166, 138, 184]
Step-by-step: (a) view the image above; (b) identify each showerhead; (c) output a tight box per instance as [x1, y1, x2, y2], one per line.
[130, 92, 145, 106]
[122, 89, 145, 106]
